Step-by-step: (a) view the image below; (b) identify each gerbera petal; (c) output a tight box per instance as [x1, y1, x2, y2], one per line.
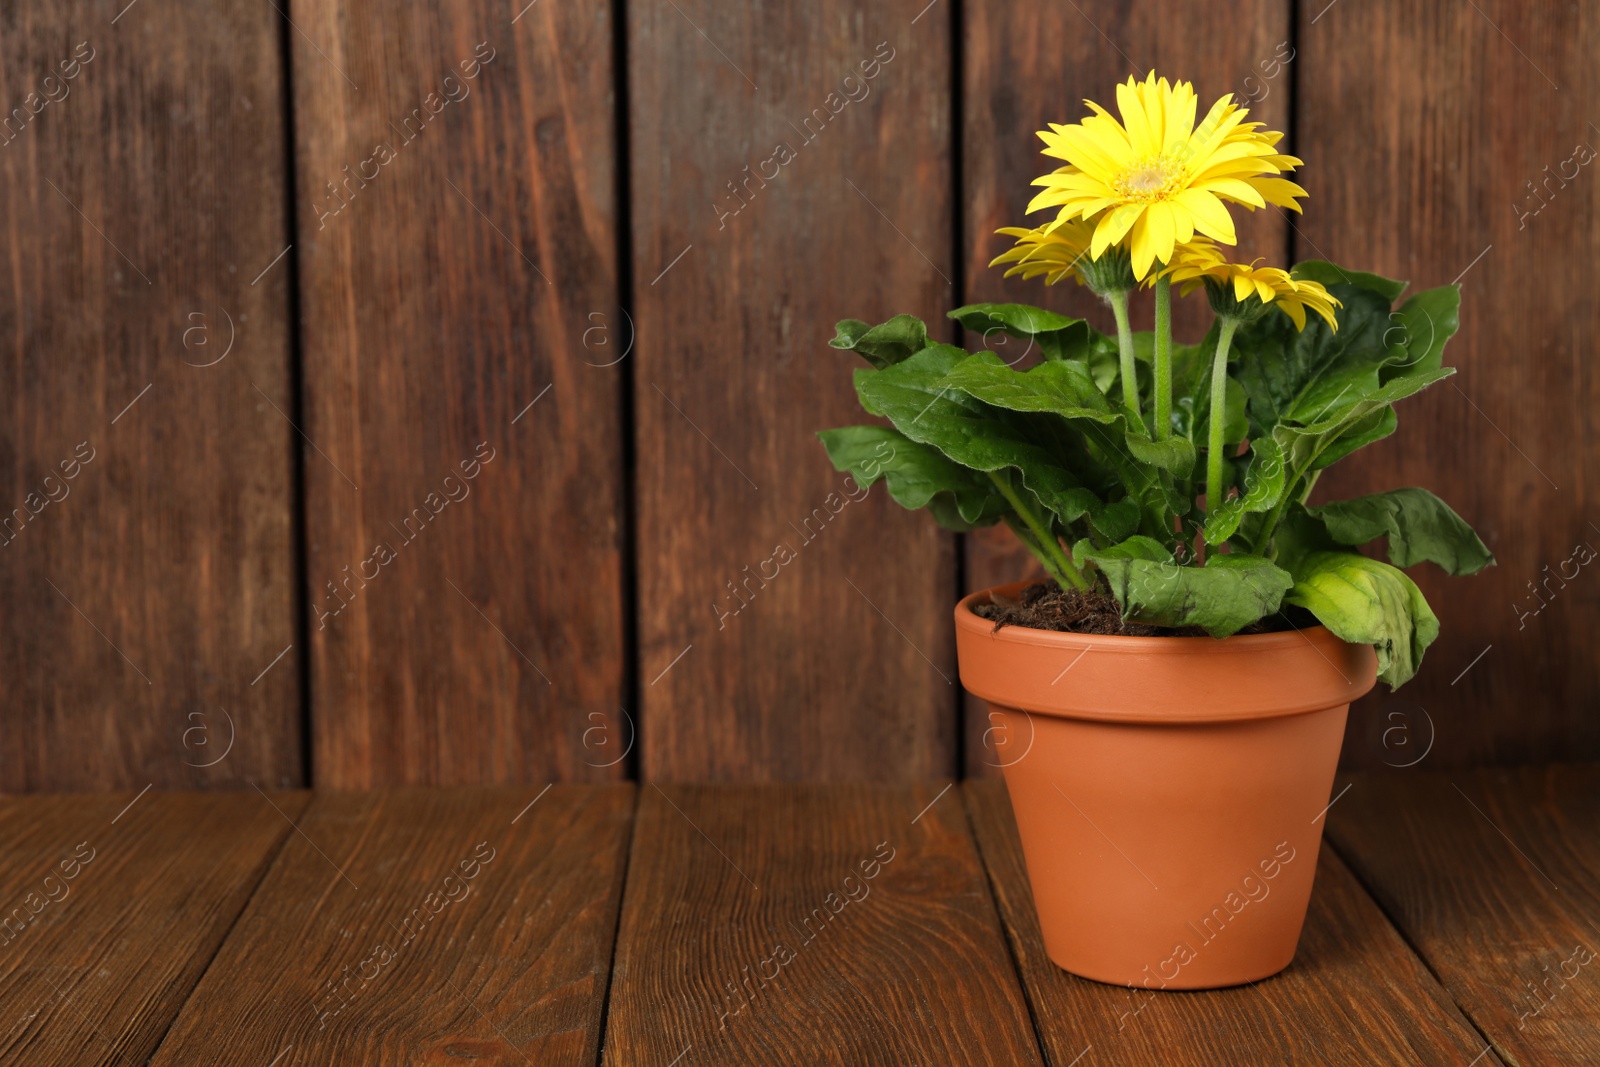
[1174, 190, 1237, 245]
[1192, 95, 1234, 144]
[1280, 299, 1308, 331]
[1194, 140, 1277, 167]
[1165, 82, 1198, 154]
[1170, 204, 1195, 245]
[1083, 100, 1116, 123]
[1071, 197, 1120, 219]
[1250, 176, 1309, 210]
[1026, 187, 1071, 213]
[1040, 126, 1125, 176]
[1190, 103, 1248, 160]
[1144, 201, 1178, 265]
[1116, 79, 1158, 158]
[1090, 211, 1126, 259]
[1128, 213, 1158, 279]
[1195, 177, 1268, 208]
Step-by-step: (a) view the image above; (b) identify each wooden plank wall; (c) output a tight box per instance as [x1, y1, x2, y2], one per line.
[292, 0, 627, 786]
[0, 0, 301, 790]
[0, 0, 1593, 788]
[630, 0, 958, 779]
[1297, 0, 1598, 770]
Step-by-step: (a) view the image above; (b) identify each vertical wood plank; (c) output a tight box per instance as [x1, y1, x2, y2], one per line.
[1296, 1, 1598, 767]
[960, 1, 1292, 775]
[631, 2, 958, 780]
[0, 0, 301, 789]
[293, 0, 627, 785]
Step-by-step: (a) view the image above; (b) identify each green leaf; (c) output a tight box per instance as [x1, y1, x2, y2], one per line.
[1126, 432, 1197, 479]
[829, 315, 930, 368]
[1304, 488, 1495, 576]
[854, 346, 1129, 538]
[948, 302, 1075, 338]
[1085, 500, 1142, 544]
[1132, 330, 1156, 364]
[1234, 265, 1450, 436]
[1382, 286, 1459, 381]
[1291, 405, 1397, 471]
[1291, 261, 1407, 304]
[1205, 437, 1287, 546]
[1072, 535, 1171, 563]
[1367, 366, 1455, 405]
[1269, 368, 1451, 476]
[1285, 551, 1440, 688]
[947, 303, 1118, 367]
[1268, 504, 1339, 573]
[1234, 284, 1397, 432]
[1080, 544, 1295, 637]
[816, 425, 1007, 532]
[935, 352, 1180, 536]
[936, 352, 1117, 420]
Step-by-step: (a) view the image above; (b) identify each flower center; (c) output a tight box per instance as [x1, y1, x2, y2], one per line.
[1116, 157, 1180, 200]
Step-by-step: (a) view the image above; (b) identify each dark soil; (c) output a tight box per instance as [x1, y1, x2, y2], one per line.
[974, 582, 1291, 637]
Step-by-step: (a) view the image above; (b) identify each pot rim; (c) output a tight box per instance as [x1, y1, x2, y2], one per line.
[955, 580, 1333, 654]
[955, 580, 1379, 722]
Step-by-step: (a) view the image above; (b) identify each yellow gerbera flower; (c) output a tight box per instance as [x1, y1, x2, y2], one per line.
[1026, 72, 1307, 280]
[988, 222, 1094, 286]
[1163, 240, 1341, 331]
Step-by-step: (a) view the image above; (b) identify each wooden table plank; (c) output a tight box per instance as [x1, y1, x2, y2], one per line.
[602, 783, 1042, 1065]
[966, 780, 1500, 1065]
[293, 0, 628, 787]
[0, 0, 301, 791]
[0, 790, 305, 1065]
[630, 0, 960, 781]
[1328, 765, 1600, 1066]
[148, 785, 633, 1065]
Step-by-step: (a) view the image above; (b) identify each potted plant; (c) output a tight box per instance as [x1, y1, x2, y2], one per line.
[819, 73, 1492, 990]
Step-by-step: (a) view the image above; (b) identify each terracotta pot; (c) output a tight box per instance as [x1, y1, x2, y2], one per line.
[956, 581, 1377, 990]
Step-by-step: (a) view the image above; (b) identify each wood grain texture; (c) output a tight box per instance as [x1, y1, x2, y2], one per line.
[1328, 765, 1600, 1066]
[1296, 0, 1599, 767]
[965, 779, 1501, 1066]
[0, 0, 300, 789]
[293, 0, 627, 786]
[0, 790, 304, 1064]
[959, 1, 1292, 775]
[603, 783, 1043, 1064]
[630, 1, 958, 780]
[148, 785, 635, 1065]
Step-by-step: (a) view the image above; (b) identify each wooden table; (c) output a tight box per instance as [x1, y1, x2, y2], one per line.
[1, 768, 1595, 1065]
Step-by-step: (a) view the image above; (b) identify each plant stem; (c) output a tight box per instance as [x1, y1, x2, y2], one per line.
[1206, 317, 1240, 516]
[1257, 465, 1302, 558]
[1153, 275, 1173, 439]
[988, 471, 1089, 590]
[1107, 290, 1145, 434]
[1260, 417, 1353, 553]
[1001, 516, 1076, 591]
[1259, 489, 1293, 559]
